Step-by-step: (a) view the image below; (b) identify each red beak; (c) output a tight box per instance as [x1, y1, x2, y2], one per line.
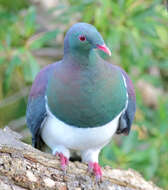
[96, 44, 111, 56]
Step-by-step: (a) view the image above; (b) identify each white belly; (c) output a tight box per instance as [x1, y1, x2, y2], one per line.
[41, 105, 122, 152]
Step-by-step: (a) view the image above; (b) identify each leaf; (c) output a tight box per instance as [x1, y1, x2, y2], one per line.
[0, 57, 5, 65]
[22, 52, 40, 83]
[156, 26, 168, 44]
[29, 29, 60, 50]
[127, 32, 140, 58]
[3, 55, 21, 94]
[24, 6, 36, 37]
[145, 148, 159, 179]
[121, 130, 139, 154]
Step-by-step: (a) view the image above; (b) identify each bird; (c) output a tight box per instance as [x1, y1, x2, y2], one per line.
[26, 22, 136, 181]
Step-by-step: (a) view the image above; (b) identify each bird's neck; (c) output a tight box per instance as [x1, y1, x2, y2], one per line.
[63, 49, 98, 69]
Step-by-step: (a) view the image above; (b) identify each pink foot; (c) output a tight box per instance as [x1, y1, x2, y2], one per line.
[88, 162, 102, 182]
[56, 153, 69, 171]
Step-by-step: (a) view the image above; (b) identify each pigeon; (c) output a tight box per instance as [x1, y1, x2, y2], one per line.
[26, 22, 136, 181]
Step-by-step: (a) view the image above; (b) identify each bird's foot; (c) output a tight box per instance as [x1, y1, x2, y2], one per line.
[56, 152, 69, 171]
[88, 162, 102, 182]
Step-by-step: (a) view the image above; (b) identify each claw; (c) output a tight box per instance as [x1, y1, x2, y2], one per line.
[56, 153, 69, 171]
[88, 162, 102, 182]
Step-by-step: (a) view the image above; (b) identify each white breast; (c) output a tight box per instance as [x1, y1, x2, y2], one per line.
[41, 103, 123, 152]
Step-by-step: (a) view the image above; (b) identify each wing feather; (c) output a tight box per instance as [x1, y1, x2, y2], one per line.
[116, 69, 136, 135]
[26, 63, 57, 149]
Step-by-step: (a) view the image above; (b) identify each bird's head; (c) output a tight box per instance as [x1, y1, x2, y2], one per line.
[64, 23, 111, 57]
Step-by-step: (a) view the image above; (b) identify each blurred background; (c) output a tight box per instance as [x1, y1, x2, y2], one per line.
[0, 0, 168, 189]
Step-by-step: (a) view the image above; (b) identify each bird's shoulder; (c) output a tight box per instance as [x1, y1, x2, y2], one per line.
[29, 61, 61, 99]
[105, 61, 135, 99]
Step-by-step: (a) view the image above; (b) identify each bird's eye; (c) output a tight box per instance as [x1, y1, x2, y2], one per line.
[79, 35, 86, 42]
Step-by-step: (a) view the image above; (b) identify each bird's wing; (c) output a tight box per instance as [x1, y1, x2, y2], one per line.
[116, 68, 136, 135]
[26, 63, 57, 149]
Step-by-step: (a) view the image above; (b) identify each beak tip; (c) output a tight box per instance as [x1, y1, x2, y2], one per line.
[96, 44, 111, 56]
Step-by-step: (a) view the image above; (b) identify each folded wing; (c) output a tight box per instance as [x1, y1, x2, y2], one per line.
[26, 63, 57, 149]
[116, 69, 136, 135]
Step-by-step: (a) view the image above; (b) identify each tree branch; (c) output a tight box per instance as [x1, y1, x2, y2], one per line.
[0, 127, 161, 190]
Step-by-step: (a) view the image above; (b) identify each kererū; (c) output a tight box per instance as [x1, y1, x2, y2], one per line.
[26, 23, 136, 181]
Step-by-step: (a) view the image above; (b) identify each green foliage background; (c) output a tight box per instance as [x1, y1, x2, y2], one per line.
[0, 0, 168, 189]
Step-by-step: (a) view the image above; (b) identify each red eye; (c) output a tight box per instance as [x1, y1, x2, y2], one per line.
[79, 35, 86, 42]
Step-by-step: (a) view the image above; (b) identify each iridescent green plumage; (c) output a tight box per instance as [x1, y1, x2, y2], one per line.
[47, 50, 127, 128]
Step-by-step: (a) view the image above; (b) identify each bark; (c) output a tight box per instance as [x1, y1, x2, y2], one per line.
[0, 127, 161, 190]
